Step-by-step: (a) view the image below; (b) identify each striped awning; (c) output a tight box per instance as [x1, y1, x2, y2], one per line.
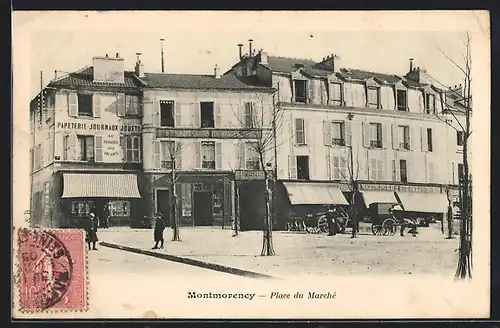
[61, 173, 141, 198]
[396, 192, 448, 213]
[361, 190, 399, 206]
[283, 182, 349, 205]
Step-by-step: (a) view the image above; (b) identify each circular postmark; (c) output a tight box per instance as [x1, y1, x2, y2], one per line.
[18, 229, 73, 311]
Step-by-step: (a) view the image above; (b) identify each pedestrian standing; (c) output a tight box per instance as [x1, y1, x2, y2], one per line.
[152, 212, 167, 249]
[86, 212, 99, 250]
[102, 204, 110, 229]
[326, 208, 337, 236]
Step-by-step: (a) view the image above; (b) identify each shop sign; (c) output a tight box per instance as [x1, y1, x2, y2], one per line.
[235, 170, 273, 181]
[102, 132, 121, 163]
[157, 128, 262, 139]
[359, 183, 441, 194]
[56, 121, 141, 133]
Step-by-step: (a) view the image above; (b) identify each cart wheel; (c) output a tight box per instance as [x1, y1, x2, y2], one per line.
[372, 224, 383, 235]
[382, 218, 398, 236]
[317, 215, 329, 233]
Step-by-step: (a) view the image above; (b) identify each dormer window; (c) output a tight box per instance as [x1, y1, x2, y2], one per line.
[367, 87, 380, 109]
[329, 82, 343, 106]
[396, 89, 408, 111]
[294, 80, 307, 103]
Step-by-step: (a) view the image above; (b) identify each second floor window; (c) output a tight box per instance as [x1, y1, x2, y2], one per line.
[370, 123, 383, 148]
[396, 90, 408, 111]
[457, 131, 464, 147]
[125, 135, 141, 162]
[160, 101, 175, 127]
[398, 125, 410, 150]
[201, 141, 215, 169]
[332, 121, 345, 146]
[296, 156, 310, 180]
[77, 93, 93, 116]
[295, 118, 306, 145]
[245, 142, 260, 170]
[427, 128, 433, 152]
[400, 159, 408, 183]
[367, 87, 380, 109]
[457, 163, 464, 184]
[201, 102, 215, 128]
[294, 80, 307, 103]
[125, 95, 140, 116]
[77, 135, 94, 161]
[244, 102, 255, 128]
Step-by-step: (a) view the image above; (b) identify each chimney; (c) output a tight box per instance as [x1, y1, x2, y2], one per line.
[259, 49, 268, 65]
[214, 64, 221, 79]
[135, 52, 145, 78]
[160, 38, 165, 73]
[54, 70, 58, 80]
[105, 54, 108, 58]
[248, 39, 253, 58]
[409, 58, 414, 72]
[93, 54, 124, 83]
[320, 53, 341, 72]
[237, 43, 244, 60]
[116, 53, 120, 58]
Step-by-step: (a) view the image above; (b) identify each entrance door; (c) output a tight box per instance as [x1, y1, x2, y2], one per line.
[156, 189, 171, 226]
[193, 191, 213, 226]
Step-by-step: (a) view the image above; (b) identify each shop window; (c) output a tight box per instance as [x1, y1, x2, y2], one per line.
[200, 102, 215, 128]
[294, 80, 307, 103]
[396, 90, 407, 111]
[108, 200, 131, 217]
[77, 93, 93, 116]
[296, 155, 310, 180]
[370, 123, 382, 148]
[71, 200, 93, 217]
[213, 182, 224, 216]
[367, 87, 380, 109]
[160, 101, 175, 127]
[201, 141, 215, 169]
[77, 135, 94, 162]
[181, 183, 192, 217]
[245, 142, 260, 170]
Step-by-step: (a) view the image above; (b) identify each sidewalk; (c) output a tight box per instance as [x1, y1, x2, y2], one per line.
[97, 223, 458, 279]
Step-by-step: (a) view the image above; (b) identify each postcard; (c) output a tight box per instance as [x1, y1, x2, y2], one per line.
[12, 10, 490, 319]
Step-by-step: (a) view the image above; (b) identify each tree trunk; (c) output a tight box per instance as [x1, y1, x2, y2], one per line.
[261, 173, 275, 256]
[171, 170, 181, 242]
[233, 184, 240, 237]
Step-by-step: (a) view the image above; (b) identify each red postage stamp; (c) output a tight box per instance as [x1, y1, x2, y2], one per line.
[16, 228, 88, 312]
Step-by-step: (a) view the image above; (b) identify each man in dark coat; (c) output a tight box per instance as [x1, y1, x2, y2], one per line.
[101, 204, 110, 229]
[86, 212, 99, 250]
[152, 212, 167, 249]
[326, 208, 337, 236]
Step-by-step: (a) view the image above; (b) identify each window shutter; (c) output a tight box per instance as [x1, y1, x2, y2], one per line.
[345, 120, 352, 146]
[405, 161, 410, 182]
[326, 152, 331, 179]
[343, 83, 354, 107]
[215, 141, 222, 169]
[120, 136, 127, 162]
[238, 141, 246, 169]
[421, 127, 428, 151]
[332, 156, 340, 179]
[194, 141, 201, 169]
[194, 103, 201, 127]
[68, 93, 78, 117]
[288, 156, 297, 179]
[339, 157, 347, 180]
[175, 143, 182, 170]
[153, 101, 160, 126]
[303, 118, 309, 144]
[92, 94, 101, 118]
[323, 120, 332, 146]
[382, 124, 391, 149]
[175, 102, 182, 127]
[214, 102, 221, 128]
[126, 136, 133, 162]
[391, 125, 398, 149]
[117, 93, 126, 117]
[94, 135, 103, 162]
[408, 126, 413, 150]
[132, 95, 140, 115]
[67, 134, 77, 161]
[362, 122, 370, 148]
[369, 158, 377, 180]
[153, 140, 161, 169]
[377, 160, 384, 181]
[392, 159, 400, 181]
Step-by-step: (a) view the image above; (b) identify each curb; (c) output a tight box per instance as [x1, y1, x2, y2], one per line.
[100, 242, 278, 280]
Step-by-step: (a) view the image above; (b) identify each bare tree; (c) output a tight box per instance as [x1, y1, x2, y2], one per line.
[434, 33, 473, 279]
[328, 119, 362, 238]
[230, 89, 284, 256]
[160, 132, 184, 242]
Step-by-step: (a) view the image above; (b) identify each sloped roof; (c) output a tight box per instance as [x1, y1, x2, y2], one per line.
[338, 69, 403, 84]
[48, 67, 141, 88]
[141, 72, 271, 91]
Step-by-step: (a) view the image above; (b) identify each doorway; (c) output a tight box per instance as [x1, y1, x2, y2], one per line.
[156, 189, 171, 226]
[193, 191, 213, 226]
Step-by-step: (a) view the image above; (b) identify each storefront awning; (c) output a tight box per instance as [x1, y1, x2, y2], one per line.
[282, 182, 349, 205]
[61, 173, 141, 198]
[361, 190, 399, 206]
[396, 192, 448, 213]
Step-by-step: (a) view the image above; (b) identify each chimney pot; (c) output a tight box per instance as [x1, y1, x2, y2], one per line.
[116, 53, 119, 58]
[248, 39, 253, 58]
[105, 54, 108, 57]
[237, 43, 244, 60]
[54, 70, 58, 80]
[214, 64, 221, 79]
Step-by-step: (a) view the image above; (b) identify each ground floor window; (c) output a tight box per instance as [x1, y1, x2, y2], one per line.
[108, 200, 131, 217]
[70, 200, 93, 217]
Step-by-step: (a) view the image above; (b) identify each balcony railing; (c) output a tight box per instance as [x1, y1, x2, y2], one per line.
[156, 127, 263, 139]
[370, 140, 382, 148]
[399, 142, 410, 150]
[332, 138, 346, 146]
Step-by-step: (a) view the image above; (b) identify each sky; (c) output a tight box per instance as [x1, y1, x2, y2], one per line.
[13, 11, 484, 100]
